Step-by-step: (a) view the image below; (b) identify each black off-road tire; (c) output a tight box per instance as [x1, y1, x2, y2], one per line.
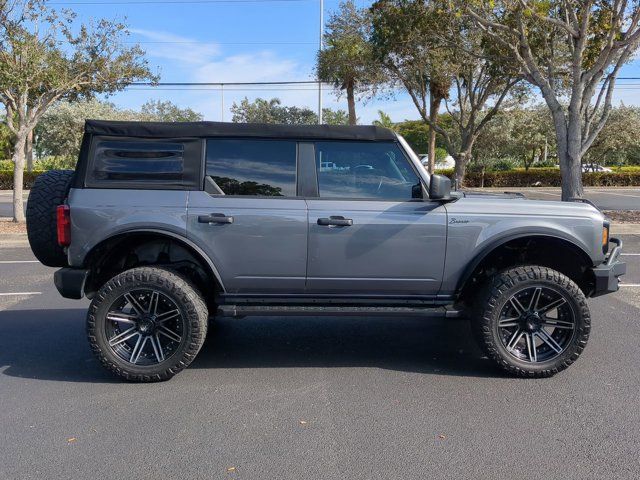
[472, 265, 590, 378]
[26, 169, 75, 267]
[87, 267, 208, 382]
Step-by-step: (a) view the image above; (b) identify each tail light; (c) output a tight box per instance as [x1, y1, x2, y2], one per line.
[57, 205, 71, 247]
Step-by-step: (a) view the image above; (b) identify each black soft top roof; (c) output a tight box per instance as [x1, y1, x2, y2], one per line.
[84, 119, 397, 142]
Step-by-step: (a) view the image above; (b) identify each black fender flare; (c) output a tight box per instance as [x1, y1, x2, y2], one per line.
[82, 228, 226, 292]
[454, 232, 594, 295]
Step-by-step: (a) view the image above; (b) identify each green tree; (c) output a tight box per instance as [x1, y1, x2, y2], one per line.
[395, 120, 430, 154]
[372, 110, 395, 129]
[322, 108, 350, 125]
[140, 100, 203, 122]
[585, 105, 640, 167]
[0, 0, 156, 222]
[231, 98, 316, 124]
[464, 1, 640, 199]
[317, 1, 385, 125]
[231, 97, 348, 125]
[370, 0, 454, 173]
[371, 0, 521, 184]
[0, 119, 12, 159]
[473, 106, 555, 171]
[35, 99, 136, 159]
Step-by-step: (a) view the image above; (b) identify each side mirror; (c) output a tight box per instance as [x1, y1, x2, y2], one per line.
[429, 174, 451, 200]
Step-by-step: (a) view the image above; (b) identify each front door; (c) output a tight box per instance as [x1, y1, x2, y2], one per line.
[188, 138, 307, 294]
[306, 141, 447, 296]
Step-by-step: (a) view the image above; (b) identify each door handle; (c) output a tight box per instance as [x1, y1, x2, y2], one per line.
[317, 216, 353, 227]
[198, 213, 234, 224]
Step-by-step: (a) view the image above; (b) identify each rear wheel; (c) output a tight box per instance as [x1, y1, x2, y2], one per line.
[472, 266, 590, 377]
[87, 267, 208, 382]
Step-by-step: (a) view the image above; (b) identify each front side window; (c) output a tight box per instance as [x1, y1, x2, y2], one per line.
[206, 139, 297, 197]
[315, 141, 421, 200]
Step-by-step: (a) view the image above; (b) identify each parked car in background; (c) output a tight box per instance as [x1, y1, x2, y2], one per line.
[26, 120, 626, 382]
[583, 164, 613, 173]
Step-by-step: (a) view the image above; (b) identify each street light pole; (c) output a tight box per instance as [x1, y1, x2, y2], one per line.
[318, 0, 323, 124]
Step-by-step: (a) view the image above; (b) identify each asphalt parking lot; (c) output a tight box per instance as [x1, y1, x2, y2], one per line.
[470, 187, 640, 210]
[1, 239, 639, 479]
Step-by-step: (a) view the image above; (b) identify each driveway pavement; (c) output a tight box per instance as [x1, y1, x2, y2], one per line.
[472, 187, 640, 210]
[0, 238, 639, 479]
[0, 191, 28, 218]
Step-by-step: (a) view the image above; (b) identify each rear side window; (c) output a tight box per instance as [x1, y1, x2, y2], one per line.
[315, 141, 421, 200]
[206, 139, 296, 197]
[94, 141, 183, 181]
[86, 137, 201, 189]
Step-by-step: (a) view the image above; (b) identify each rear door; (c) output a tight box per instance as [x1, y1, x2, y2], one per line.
[305, 141, 447, 296]
[187, 138, 308, 294]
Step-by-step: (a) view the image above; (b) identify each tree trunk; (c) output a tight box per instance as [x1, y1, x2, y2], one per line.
[26, 130, 34, 172]
[12, 131, 28, 223]
[558, 146, 583, 200]
[346, 80, 356, 126]
[427, 94, 442, 174]
[557, 110, 584, 201]
[453, 152, 469, 189]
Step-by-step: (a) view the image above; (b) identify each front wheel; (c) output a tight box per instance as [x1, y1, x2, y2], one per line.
[87, 267, 208, 382]
[472, 266, 590, 377]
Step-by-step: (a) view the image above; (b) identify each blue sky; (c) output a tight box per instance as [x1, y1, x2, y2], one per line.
[54, 0, 640, 123]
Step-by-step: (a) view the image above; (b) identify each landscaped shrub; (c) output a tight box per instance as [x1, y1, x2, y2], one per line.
[0, 171, 46, 190]
[491, 159, 519, 171]
[34, 156, 77, 171]
[1, 168, 639, 191]
[433, 167, 640, 188]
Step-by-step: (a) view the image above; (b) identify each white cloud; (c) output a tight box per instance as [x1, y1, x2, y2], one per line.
[194, 51, 304, 83]
[115, 28, 426, 124]
[129, 28, 221, 66]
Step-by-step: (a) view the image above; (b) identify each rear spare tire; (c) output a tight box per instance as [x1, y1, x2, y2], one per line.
[26, 170, 74, 267]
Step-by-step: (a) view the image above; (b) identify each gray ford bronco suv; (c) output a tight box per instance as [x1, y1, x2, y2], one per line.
[26, 120, 626, 382]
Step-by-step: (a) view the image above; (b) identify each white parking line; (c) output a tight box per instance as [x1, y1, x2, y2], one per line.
[0, 260, 39, 264]
[0, 292, 42, 296]
[622, 253, 640, 256]
[620, 284, 640, 287]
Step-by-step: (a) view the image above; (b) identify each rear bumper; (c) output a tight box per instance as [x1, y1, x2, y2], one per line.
[54, 268, 89, 299]
[591, 238, 626, 297]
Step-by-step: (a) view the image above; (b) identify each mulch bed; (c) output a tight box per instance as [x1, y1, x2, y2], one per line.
[0, 218, 27, 234]
[604, 210, 640, 224]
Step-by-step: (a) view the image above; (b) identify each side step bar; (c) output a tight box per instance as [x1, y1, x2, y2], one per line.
[217, 304, 465, 319]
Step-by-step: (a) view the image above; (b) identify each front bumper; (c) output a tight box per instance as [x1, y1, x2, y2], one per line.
[54, 268, 89, 299]
[591, 237, 626, 297]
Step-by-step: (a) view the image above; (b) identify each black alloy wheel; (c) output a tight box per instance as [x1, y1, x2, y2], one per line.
[87, 267, 208, 382]
[473, 266, 590, 377]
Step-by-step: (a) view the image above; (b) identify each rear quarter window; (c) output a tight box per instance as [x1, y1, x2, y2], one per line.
[85, 137, 202, 189]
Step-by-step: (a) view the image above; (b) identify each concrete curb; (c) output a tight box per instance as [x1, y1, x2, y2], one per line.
[611, 224, 640, 235]
[0, 234, 29, 248]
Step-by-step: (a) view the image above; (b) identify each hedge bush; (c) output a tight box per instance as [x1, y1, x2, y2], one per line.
[434, 167, 640, 188]
[1, 168, 639, 190]
[0, 171, 45, 190]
